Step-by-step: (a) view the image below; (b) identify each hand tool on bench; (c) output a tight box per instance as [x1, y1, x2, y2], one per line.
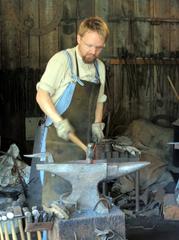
[22, 207, 32, 240]
[32, 206, 42, 240]
[13, 206, 25, 240]
[1, 213, 9, 240]
[6, 207, 17, 240]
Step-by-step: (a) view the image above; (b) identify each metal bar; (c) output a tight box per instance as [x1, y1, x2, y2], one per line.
[135, 171, 140, 212]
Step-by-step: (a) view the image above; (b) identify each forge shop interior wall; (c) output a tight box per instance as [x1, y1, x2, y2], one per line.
[1, 0, 179, 152]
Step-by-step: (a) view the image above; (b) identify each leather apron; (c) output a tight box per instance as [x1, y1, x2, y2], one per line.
[42, 52, 100, 204]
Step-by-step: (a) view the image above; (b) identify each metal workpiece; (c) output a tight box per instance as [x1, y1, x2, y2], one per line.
[36, 161, 150, 214]
[24, 152, 54, 163]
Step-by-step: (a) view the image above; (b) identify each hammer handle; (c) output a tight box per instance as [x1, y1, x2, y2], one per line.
[24, 219, 31, 240]
[10, 221, 17, 240]
[18, 219, 25, 240]
[3, 223, 9, 240]
[0, 223, 4, 240]
[37, 231, 42, 240]
[69, 133, 87, 152]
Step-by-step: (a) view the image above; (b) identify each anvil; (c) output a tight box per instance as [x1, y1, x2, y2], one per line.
[36, 160, 150, 214]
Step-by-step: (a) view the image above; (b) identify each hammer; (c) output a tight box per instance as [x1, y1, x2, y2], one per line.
[22, 207, 32, 240]
[86, 143, 95, 163]
[1, 213, 9, 240]
[32, 206, 42, 240]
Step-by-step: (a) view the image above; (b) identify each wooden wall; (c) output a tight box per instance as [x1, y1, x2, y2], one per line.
[1, 0, 179, 140]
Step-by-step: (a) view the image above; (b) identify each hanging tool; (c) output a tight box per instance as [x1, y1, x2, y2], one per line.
[167, 75, 179, 100]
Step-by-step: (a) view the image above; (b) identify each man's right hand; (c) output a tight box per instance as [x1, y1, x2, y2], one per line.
[54, 119, 74, 140]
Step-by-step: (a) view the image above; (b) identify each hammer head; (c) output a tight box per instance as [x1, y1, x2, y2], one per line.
[86, 143, 94, 163]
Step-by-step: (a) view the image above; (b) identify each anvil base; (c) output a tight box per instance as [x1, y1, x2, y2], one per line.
[48, 207, 126, 240]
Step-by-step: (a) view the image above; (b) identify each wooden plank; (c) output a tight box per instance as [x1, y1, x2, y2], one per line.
[60, 0, 77, 50]
[0, 0, 2, 69]
[39, 0, 60, 69]
[134, 0, 152, 55]
[76, 0, 94, 47]
[77, 0, 93, 19]
[153, 0, 170, 53]
[107, 0, 132, 56]
[94, 0, 109, 57]
[120, 0, 135, 54]
[1, 0, 21, 69]
[134, 0, 155, 119]
[170, 0, 179, 52]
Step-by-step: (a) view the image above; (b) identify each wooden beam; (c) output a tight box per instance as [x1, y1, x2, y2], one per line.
[104, 58, 179, 65]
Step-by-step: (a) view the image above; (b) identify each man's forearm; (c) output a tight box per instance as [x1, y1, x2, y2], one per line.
[36, 89, 63, 123]
[95, 102, 104, 123]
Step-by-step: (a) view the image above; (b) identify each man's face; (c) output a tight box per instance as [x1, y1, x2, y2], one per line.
[77, 31, 105, 64]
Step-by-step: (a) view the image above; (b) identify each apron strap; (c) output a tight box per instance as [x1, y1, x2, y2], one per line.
[94, 60, 100, 83]
[65, 50, 84, 86]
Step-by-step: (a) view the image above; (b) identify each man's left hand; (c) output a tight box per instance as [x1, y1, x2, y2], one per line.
[92, 122, 105, 143]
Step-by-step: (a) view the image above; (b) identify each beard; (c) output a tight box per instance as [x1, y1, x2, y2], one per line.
[82, 54, 97, 64]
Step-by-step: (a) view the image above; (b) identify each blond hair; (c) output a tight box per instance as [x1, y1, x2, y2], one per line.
[78, 16, 109, 42]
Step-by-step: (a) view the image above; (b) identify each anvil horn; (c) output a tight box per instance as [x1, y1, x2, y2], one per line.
[107, 161, 150, 179]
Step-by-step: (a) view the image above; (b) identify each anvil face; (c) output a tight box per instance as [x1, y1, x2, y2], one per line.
[36, 161, 150, 213]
